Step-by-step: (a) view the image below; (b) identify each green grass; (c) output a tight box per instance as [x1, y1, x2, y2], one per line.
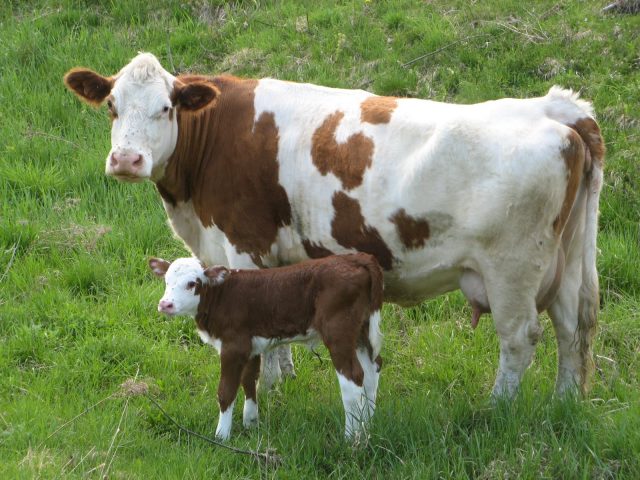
[1, 0, 639, 478]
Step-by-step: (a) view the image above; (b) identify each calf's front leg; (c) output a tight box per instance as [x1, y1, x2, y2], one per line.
[216, 345, 250, 440]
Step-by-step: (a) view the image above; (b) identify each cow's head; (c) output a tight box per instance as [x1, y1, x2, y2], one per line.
[64, 53, 218, 182]
[149, 257, 229, 316]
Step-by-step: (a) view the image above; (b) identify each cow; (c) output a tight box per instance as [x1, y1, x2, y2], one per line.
[64, 52, 604, 398]
[149, 254, 384, 440]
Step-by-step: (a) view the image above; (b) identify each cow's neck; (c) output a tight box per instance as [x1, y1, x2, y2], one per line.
[156, 75, 293, 261]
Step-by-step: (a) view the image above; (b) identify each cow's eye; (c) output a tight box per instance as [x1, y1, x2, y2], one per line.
[186, 281, 196, 290]
[163, 106, 170, 113]
[107, 100, 113, 109]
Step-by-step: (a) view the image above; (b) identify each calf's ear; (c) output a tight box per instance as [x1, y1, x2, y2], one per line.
[204, 266, 229, 285]
[171, 81, 219, 112]
[149, 257, 170, 278]
[64, 68, 114, 106]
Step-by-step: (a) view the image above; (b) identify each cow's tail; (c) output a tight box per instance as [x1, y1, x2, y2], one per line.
[545, 86, 605, 392]
[573, 118, 604, 393]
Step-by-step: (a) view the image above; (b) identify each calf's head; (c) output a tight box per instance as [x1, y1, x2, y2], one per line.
[149, 257, 229, 316]
[64, 53, 218, 182]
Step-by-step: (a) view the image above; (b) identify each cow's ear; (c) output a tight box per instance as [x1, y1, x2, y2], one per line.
[149, 257, 171, 278]
[171, 81, 219, 112]
[203, 266, 229, 285]
[64, 68, 114, 106]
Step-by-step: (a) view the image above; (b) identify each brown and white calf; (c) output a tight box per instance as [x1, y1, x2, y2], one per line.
[149, 253, 384, 440]
[65, 53, 604, 398]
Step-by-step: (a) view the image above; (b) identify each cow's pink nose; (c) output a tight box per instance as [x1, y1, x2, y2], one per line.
[158, 300, 175, 313]
[110, 152, 143, 175]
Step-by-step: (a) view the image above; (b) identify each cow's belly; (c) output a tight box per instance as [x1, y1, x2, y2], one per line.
[384, 267, 462, 306]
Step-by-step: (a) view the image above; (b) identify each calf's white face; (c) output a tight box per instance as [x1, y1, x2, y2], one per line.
[63, 53, 218, 182]
[149, 257, 228, 316]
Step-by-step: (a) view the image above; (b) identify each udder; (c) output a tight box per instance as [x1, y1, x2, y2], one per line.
[459, 270, 490, 329]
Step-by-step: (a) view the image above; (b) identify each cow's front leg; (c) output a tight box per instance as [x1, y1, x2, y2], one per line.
[277, 345, 296, 379]
[241, 355, 261, 428]
[259, 349, 281, 392]
[216, 344, 250, 440]
[489, 288, 542, 399]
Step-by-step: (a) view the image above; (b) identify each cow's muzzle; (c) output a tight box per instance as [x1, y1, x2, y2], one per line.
[107, 151, 146, 181]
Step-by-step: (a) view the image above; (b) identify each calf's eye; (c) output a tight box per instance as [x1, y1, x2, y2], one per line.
[186, 281, 196, 290]
[163, 106, 170, 113]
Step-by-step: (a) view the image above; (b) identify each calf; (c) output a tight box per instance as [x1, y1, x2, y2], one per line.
[149, 253, 384, 440]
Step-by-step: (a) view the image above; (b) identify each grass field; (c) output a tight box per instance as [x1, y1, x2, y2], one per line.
[1, 0, 639, 478]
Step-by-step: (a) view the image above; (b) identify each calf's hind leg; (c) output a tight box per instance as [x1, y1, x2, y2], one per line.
[241, 355, 261, 428]
[324, 334, 368, 439]
[356, 347, 379, 419]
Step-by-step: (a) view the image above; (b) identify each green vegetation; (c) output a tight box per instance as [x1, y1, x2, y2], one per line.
[1, 1, 638, 478]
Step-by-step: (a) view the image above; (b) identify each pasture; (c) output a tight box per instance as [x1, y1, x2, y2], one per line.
[1, 0, 639, 478]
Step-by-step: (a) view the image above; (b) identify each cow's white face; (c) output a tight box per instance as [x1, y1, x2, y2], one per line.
[107, 66, 178, 182]
[64, 53, 218, 182]
[149, 257, 229, 316]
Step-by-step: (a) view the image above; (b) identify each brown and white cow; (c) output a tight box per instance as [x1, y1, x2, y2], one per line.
[149, 254, 383, 440]
[64, 53, 604, 397]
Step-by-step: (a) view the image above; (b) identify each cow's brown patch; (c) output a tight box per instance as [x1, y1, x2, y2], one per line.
[553, 129, 586, 234]
[567, 117, 605, 169]
[311, 111, 374, 190]
[331, 191, 393, 270]
[360, 96, 398, 124]
[302, 240, 334, 259]
[63, 68, 114, 106]
[157, 76, 292, 260]
[389, 208, 430, 249]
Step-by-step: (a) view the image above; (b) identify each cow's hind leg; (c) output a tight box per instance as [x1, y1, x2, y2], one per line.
[486, 277, 543, 398]
[549, 163, 601, 396]
[548, 237, 597, 396]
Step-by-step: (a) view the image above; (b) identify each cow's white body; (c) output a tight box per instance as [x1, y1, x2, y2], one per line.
[64, 53, 604, 397]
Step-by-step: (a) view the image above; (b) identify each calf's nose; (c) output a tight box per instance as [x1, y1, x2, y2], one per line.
[158, 300, 175, 313]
